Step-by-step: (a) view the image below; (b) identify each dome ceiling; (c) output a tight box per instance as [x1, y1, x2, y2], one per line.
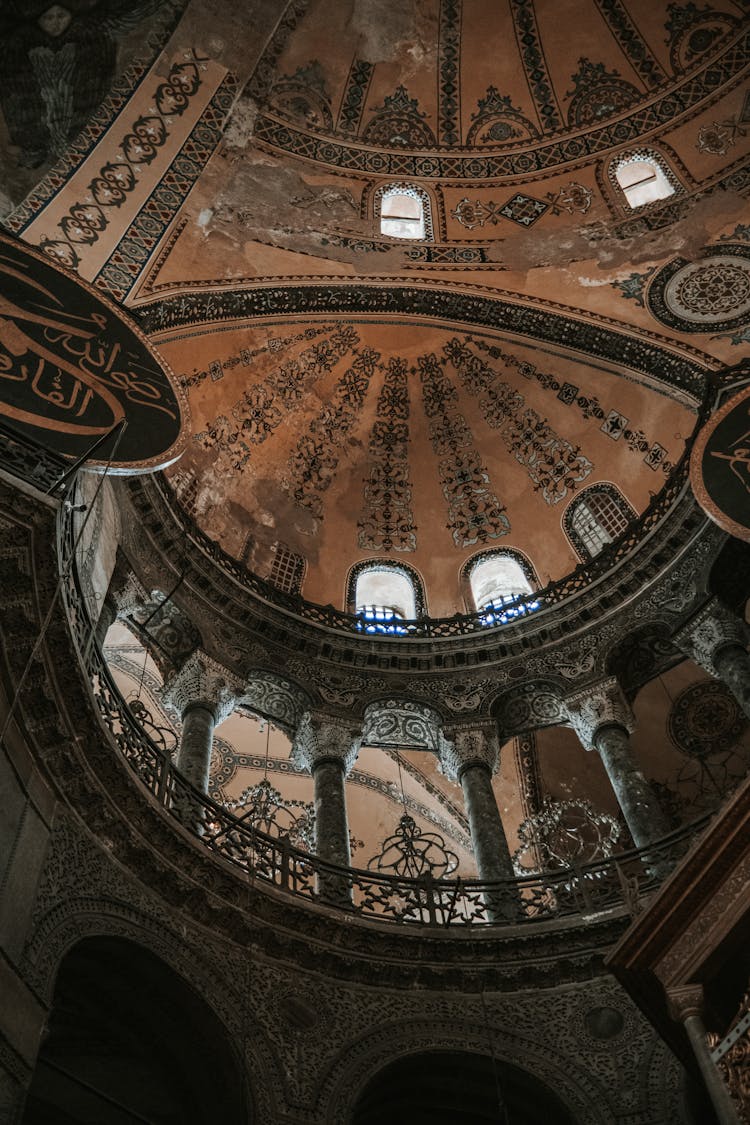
[2, 0, 747, 615]
[161, 317, 696, 613]
[255, 0, 740, 157]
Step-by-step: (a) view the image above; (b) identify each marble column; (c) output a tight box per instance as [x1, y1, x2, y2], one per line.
[440, 720, 517, 921]
[161, 653, 239, 828]
[292, 711, 361, 905]
[675, 599, 750, 720]
[565, 678, 671, 851]
[668, 985, 742, 1125]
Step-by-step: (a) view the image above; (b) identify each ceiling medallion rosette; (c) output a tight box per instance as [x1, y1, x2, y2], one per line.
[646, 244, 750, 332]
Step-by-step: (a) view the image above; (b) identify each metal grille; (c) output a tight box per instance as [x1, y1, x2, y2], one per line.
[571, 491, 630, 557]
[268, 543, 305, 595]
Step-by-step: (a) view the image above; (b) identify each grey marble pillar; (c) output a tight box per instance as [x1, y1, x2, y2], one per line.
[161, 653, 240, 831]
[675, 600, 750, 720]
[593, 723, 672, 850]
[441, 722, 517, 921]
[669, 986, 742, 1125]
[292, 711, 360, 905]
[178, 703, 217, 792]
[566, 678, 671, 850]
[312, 759, 351, 869]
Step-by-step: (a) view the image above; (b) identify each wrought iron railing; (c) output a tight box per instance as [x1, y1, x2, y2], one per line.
[149, 445, 694, 639]
[57, 483, 709, 928]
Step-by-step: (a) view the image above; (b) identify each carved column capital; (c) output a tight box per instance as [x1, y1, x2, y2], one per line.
[667, 984, 705, 1024]
[564, 677, 634, 750]
[160, 651, 241, 724]
[439, 720, 500, 782]
[291, 711, 361, 775]
[674, 598, 748, 676]
[113, 571, 149, 618]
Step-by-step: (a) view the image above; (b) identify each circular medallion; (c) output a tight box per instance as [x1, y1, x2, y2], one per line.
[690, 381, 750, 542]
[584, 1006, 624, 1041]
[647, 245, 750, 333]
[668, 680, 746, 758]
[0, 232, 187, 471]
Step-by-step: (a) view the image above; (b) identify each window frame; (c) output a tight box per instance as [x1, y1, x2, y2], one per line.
[346, 559, 426, 630]
[373, 183, 433, 242]
[608, 148, 682, 212]
[461, 549, 541, 625]
[563, 484, 636, 561]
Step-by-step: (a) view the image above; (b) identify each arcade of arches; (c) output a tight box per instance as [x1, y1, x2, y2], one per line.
[1, 0, 750, 1122]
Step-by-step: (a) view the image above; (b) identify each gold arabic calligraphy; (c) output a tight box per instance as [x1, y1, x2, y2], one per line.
[709, 408, 750, 499]
[0, 250, 177, 440]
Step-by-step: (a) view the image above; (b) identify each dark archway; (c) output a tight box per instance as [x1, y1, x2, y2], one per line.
[22, 936, 249, 1125]
[350, 1049, 578, 1125]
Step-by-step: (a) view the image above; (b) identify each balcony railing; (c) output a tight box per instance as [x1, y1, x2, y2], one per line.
[56, 479, 710, 929]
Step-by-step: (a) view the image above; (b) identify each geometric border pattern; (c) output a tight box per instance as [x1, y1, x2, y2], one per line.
[250, 28, 750, 178]
[94, 73, 239, 301]
[136, 284, 709, 403]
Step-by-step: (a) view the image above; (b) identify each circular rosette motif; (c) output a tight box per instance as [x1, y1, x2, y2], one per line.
[647, 246, 750, 332]
[668, 680, 747, 758]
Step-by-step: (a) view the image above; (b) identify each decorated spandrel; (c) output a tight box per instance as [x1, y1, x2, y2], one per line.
[691, 380, 750, 542]
[0, 232, 186, 471]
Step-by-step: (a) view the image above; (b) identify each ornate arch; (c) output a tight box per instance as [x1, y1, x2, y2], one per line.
[22, 895, 278, 1121]
[460, 546, 540, 612]
[319, 1017, 612, 1125]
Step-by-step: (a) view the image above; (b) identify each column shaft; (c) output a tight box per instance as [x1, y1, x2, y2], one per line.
[594, 725, 671, 850]
[460, 763, 515, 883]
[312, 759, 351, 905]
[714, 644, 750, 721]
[178, 704, 215, 793]
[683, 1014, 741, 1125]
[312, 759, 351, 868]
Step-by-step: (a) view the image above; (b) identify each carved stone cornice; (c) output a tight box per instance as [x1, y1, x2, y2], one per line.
[673, 598, 749, 676]
[291, 710, 361, 775]
[564, 677, 635, 750]
[112, 570, 148, 618]
[440, 720, 500, 781]
[116, 474, 721, 720]
[160, 651, 241, 723]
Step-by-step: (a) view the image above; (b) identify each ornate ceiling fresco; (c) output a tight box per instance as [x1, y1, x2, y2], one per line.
[1, 0, 749, 610]
[157, 318, 696, 611]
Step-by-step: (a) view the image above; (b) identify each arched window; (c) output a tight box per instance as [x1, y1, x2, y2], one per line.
[464, 550, 540, 626]
[563, 485, 636, 560]
[375, 184, 432, 240]
[612, 152, 676, 209]
[348, 561, 424, 634]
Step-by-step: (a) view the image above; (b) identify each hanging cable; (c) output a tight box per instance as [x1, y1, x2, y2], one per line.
[395, 747, 408, 810]
[263, 718, 271, 781]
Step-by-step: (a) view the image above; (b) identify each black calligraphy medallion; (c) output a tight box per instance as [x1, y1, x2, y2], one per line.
[691, 382, 750, 542]
[0, 232, 186, 470]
